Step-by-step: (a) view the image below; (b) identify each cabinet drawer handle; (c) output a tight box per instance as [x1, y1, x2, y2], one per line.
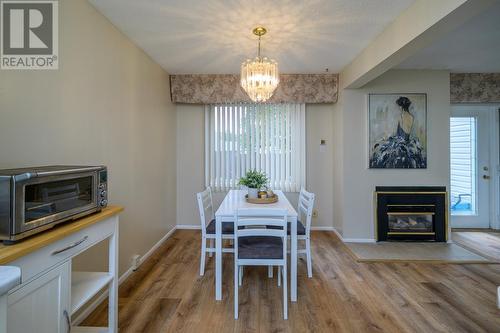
[51, 236, 88, 255]
[63, 309, 71, 333]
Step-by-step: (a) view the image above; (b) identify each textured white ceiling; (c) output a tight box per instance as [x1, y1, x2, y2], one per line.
[88, 0, 415, 74]
[398, 2, 500, 72]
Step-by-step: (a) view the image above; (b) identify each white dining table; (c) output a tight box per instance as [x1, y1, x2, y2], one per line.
[214, 189, 299, 302]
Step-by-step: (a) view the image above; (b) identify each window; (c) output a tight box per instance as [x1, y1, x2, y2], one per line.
[450, 117, 477, 215]
[205, 103, 306, 192]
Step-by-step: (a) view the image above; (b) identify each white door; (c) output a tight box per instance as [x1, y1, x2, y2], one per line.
[450, 106, 491, 228]
[7, 261, 71, 333]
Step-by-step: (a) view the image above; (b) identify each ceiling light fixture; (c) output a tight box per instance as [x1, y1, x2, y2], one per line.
[240, 27, 279, 103]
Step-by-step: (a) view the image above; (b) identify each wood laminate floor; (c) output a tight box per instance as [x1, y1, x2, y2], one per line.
[452, 230, 500, 263]
[82, 230, 500, 332]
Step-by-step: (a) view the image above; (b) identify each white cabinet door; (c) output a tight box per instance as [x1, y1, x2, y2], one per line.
[7, 261, 71, 333]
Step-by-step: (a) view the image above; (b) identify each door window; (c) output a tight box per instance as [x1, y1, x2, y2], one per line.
[24, 176, 93, 222]
[450, 117, 477, 215]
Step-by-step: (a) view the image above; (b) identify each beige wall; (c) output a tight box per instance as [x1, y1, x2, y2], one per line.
[335, 70, 451, 240]
[0, 0, 176, 275]
[176, 104, 334, 229]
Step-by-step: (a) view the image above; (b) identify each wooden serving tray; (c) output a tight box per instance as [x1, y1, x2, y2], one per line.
[245, 194, 278, 204]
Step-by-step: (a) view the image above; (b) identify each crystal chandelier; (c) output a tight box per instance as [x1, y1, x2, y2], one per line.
[240, 27, 279, 103]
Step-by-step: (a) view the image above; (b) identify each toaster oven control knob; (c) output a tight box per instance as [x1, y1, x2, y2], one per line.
[100, 199, 108, 207]
[100, 190, 107, 197]
[99, 183, 106, 190]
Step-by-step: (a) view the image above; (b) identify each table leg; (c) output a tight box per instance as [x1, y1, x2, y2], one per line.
[215, 216, 222, 300]
[291, 216, 297, 302]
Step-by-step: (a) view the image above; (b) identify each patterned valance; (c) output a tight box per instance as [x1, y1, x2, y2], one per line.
[450, 73, 500, 103]
[169, 74, 338, 104]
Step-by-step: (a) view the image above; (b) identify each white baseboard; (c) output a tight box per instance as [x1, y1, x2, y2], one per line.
[332, 227, 376, 243]
[176, 224, 201, 230]
[342, 238, 376, 243]
[180, 225, 334, 231]
[178, 224, 374, 243]
[311, 226, 334, 231]
[140, 226, 177, 265]
[332, 227, 343, 240]
[72, 225, 177, 325]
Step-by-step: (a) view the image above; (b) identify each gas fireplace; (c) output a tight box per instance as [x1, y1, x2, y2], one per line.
[375, 186, 447, 242]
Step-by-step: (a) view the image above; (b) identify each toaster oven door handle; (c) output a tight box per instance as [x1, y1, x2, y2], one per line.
[36, 166, 103, 177]
[51, 236, 88, 255]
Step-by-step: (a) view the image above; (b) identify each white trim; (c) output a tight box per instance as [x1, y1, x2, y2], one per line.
[72, 226, 177, 325]
[179, 224, 336, 231]
[489, 106, 500, 229]
[182, 225, 334, 231]
[332, 227, 376, 243]
[310, 226, 334, 231]
[342, 238, 376, 243]
[138, 226, 177, 268]
[332, 227, 343, 241]
[176, 224, 202, 230]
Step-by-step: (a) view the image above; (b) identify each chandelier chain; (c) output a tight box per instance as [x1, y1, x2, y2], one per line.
[258, 35, 261, 59]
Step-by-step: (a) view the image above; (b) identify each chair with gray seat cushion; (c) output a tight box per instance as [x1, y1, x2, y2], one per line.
[196, 187, 234, 276]
[296, 188, 315, 277]
[205, 219, 234, 234]
[234, 208, 288, 320]
[267, 188, 315, 277]
[267, 221, 306, 235]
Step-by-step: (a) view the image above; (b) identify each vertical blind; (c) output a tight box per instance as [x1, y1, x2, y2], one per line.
[450, 117, 477, 213]
[205, 103, 306, 192]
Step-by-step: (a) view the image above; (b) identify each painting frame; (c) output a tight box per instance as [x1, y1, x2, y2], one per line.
[368, 93, 428, 169]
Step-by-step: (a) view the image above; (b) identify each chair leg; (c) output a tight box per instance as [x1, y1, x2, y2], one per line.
[306, 238, 312, 278]
[234, 263, 239, 319]
[209, 239, 214, 257]
[277, 266, 281, 287]
[283, 264, 288, 320]
[268, 265, 273, 278]
[199, 237, 206, 276]
[239, 266, 243, 286]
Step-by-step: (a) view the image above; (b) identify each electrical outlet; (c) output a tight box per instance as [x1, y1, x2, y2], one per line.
[131, 254, 141, 271]
[312, 210, 318, 218]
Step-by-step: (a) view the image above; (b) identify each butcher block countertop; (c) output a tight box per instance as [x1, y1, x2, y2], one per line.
[0, 206, 123, 264]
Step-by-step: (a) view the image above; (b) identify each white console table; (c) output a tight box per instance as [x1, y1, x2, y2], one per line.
[0, 206, 123, 333]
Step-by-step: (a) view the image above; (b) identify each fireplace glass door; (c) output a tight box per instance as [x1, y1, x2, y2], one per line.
[387, 212, 434, 235]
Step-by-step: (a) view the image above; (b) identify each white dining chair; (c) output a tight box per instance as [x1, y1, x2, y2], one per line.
[267, 188, 315, 278]
[297, 188, 315, 278]
[196, 187, 234, 276]
[234, 208, 288, 320]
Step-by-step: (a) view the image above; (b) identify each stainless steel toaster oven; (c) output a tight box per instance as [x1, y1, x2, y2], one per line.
[0, 165, 108, 243]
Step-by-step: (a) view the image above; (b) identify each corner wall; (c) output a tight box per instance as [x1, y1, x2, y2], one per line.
[0, 0, 176, 275]
[335, 70, 451, 240]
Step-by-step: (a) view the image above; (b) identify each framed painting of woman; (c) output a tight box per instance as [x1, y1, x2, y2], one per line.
[368, 93, 427, 169]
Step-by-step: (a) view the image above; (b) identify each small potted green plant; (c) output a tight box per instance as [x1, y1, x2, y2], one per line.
[238, 170, 268, 198]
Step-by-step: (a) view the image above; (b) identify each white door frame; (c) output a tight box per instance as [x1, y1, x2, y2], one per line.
[451, 104, 500, 229]
[489, 106, 500, 229]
